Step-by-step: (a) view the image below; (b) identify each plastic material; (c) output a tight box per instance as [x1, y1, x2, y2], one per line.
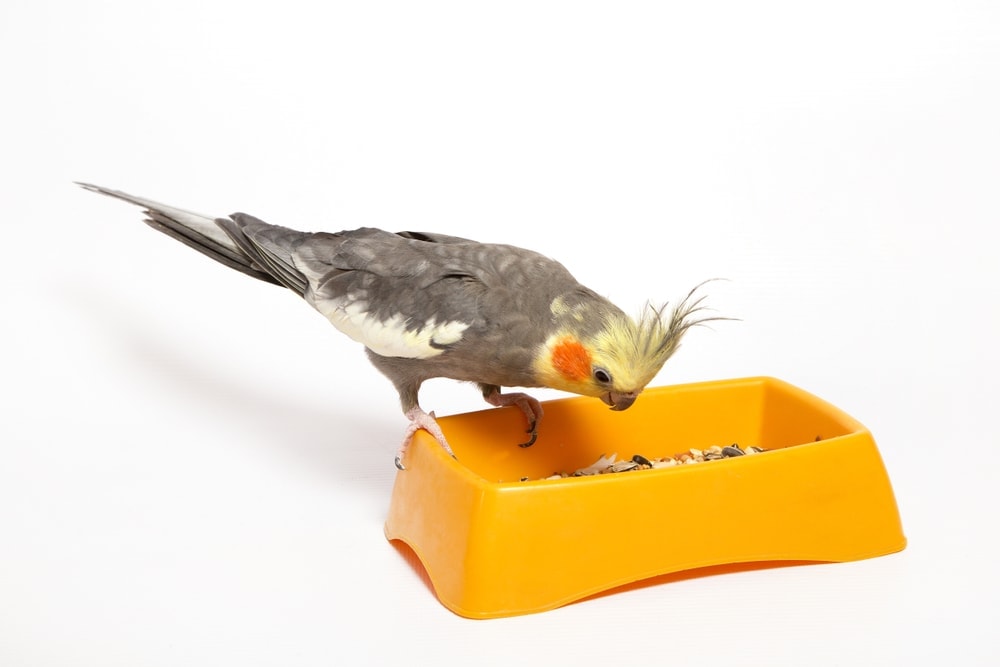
[384, 376, 906, 619]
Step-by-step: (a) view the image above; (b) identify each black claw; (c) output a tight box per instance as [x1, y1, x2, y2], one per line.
[518, 430, 539, 448]
[394, 457, 406, 471]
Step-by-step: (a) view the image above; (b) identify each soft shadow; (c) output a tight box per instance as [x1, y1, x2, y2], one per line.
[62, 284, 400, 498]
[570, 560, 824, 608]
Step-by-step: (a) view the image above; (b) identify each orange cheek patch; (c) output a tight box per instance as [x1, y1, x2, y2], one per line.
[551, 338, 592, 382]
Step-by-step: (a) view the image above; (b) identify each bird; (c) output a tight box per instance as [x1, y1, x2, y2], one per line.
[78, 182, 723, 469]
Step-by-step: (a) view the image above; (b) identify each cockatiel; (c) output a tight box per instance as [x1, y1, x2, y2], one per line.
[79, 183, 721, 469]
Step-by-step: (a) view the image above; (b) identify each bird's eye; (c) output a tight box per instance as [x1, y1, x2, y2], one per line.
[593, 367, 612, 384]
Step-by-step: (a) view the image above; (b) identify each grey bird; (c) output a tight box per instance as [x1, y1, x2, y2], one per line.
[79, 183, 718, 468]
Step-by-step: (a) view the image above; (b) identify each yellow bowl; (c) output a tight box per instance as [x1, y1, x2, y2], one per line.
[384, 376, 906, 619]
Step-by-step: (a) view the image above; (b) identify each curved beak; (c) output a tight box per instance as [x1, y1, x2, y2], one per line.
[600, 390, 639, 411]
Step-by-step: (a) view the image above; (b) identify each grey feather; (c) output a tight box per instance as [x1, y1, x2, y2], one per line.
[217, 214, 310, 295]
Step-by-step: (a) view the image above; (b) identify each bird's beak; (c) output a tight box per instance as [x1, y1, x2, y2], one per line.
[601, 391, 638, 411]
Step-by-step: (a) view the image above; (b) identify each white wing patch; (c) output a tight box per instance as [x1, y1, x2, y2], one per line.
[316, 297, 468, 359]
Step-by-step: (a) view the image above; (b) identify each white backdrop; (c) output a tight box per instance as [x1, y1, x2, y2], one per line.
[2, 1, 998, 665]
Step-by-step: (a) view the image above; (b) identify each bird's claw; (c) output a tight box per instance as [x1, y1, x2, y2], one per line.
[395, 446, 458, 470]
[482, 389, 544, 449]
[518, 428, 538, 448]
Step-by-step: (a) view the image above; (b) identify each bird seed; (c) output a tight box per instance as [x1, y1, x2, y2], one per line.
[527, 443, 767, 481]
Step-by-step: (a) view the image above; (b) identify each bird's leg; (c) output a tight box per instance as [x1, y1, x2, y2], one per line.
[480, 385, 544, 448]
[396, 406, 455, 471]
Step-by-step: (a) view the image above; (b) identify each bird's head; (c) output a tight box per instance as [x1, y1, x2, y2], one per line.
[533, 283, 721, 410]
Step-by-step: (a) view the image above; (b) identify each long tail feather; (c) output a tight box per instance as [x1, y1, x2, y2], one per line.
[77, 182, 281, 286]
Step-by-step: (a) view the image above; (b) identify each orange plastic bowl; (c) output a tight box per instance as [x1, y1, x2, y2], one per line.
[384, 376, 906, 619]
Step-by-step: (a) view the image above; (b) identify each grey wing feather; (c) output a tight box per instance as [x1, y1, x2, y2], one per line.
[289, 228, 490, 325]
[218, 214, 310, 295]
[395, 231, 478, 245]
[146, 212, 278, 283]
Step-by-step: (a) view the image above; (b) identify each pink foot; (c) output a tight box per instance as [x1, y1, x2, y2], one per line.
[483, 390, 544, 447]
[396, 406, 454, 470]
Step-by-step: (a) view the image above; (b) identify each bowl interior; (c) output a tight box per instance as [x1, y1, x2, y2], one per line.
[436, 377, 861, 484]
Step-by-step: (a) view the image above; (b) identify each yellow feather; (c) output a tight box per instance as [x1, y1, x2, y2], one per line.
[587, 281, 726, 392]
[535, 281, 727, 397]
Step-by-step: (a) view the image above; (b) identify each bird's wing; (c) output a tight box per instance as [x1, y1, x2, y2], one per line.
[283, 228, 492, 359]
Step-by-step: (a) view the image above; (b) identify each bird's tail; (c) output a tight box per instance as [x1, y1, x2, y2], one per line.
[76, 182, 282, 287]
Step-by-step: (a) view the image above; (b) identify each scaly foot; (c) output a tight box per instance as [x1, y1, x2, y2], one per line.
[396, 406, 455, 470]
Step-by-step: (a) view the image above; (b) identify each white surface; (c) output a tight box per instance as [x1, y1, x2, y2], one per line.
[2, 1, 998, 665]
